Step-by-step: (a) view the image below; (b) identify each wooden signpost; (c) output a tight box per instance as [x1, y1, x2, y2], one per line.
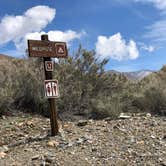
[27, 34, 68, 136]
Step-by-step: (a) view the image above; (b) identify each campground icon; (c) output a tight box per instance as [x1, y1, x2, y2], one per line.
[55, 43, 66, 57]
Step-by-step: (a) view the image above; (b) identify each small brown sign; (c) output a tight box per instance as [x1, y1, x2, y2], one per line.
[28, 40, 68, 58]
[44, 79, 59, 98]
[45, 61, 54, 71]
[55, 43, 67, 58]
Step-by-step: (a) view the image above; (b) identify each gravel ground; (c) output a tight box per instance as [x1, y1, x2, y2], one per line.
[0, 112, 166, 166]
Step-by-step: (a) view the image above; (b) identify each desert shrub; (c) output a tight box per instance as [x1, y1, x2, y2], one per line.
[0, 57, 50, 116]
[0, 58, 16, 115]
[0, 96, 13, 116]
[144, 87, 166, 115]
[55, 47, 110, 117]
[13, 58, 49, 115]
[133, 87, 166, 116]
[90, 97, 121, 119]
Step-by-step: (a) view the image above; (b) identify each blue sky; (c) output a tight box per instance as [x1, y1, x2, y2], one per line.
[0, 0, 166, 72]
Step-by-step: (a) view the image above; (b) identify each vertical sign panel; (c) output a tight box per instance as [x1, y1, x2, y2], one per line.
[45, 61, 54, 71]
[44, 80, 59, 98]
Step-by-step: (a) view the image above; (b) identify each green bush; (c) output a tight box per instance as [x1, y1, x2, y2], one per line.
[133, 87, 166, 116]
[90, 97, 121, 119]
[0, 57, 50, 116]
[55, 47, 110, 117]
[13, 59, 49, 115]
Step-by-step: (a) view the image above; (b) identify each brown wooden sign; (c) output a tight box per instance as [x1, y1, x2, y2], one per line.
[28, 40, 68, 58]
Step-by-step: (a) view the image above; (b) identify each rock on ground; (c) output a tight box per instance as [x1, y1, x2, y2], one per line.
[0, 112, 166, 165]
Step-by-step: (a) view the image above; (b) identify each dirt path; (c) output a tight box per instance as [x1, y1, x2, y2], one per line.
[0, 112, 166, 166]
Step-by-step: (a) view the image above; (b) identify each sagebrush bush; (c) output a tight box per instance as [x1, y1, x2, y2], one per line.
[0, 57, 50, 116]
[90, 97, 121, 119]
[133, 87, 166, 116]
[143, 87, 166, 115]
[1, 49, 166, 119]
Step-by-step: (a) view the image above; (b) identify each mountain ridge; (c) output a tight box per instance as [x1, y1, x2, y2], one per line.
[107, 69, 154, 80]
[0, 54, 155, 80]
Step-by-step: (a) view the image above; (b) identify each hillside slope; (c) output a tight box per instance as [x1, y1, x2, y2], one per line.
[124, 70, 153, 80]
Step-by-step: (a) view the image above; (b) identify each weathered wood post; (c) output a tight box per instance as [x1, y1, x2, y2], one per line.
[27, 34, 67, 136]
[41, 34, 59, 136]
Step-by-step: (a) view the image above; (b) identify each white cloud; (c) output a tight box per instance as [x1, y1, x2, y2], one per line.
[134, 0, 166, 11]
[26, 30, 85, 43]
[0, 6, 56, 45]
[144, 20, 166, 42]
[133, 0, 166, 42]
[138, 42, 155, 52]
[0, 6, 85, 56]
[142, 45, 155, 52]
[16, 30, 85, 51]
[95, 33, 139, 61]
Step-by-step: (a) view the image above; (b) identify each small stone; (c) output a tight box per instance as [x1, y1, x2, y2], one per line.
[10, 121, 14, 125]
[77, 120, 88, 127]
[130, 136, 135, 143]
[119, 113, 131, 119]
[76, 138, 84, 144]
[47, 140, 59, 147]
[88, 119, 93, 123]
[151, 135, 156, 139]
[63, 124, 69, 128]
[2, 116, 6, 120]
[146, 113, 151, 118]
[0, 145, 9, 152]
[104, 117, 112, 121]
[26, 121, 34, 126]
[32, 155, 40, 160]
[69, 151, 75, 155]
[136, 140, 144, 145]
[68, 141, 74, 147]
[0, 152, 7, 158]
[17, 122, 24, 127]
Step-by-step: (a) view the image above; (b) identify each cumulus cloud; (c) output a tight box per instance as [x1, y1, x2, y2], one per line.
[0, 5, 85, 55]
[16, 30, 85, 51]
[0, 6, 56, 45]
[95, 33, 139, 61]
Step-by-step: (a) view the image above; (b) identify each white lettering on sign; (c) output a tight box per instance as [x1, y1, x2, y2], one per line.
[32, 46, 52, 52]
[44, 80, 59, 98]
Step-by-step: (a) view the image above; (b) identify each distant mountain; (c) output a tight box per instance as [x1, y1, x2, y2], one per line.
[0, 54, 14, 60]
[107, 69, 154, 80]
[123, 70, 153, 80]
